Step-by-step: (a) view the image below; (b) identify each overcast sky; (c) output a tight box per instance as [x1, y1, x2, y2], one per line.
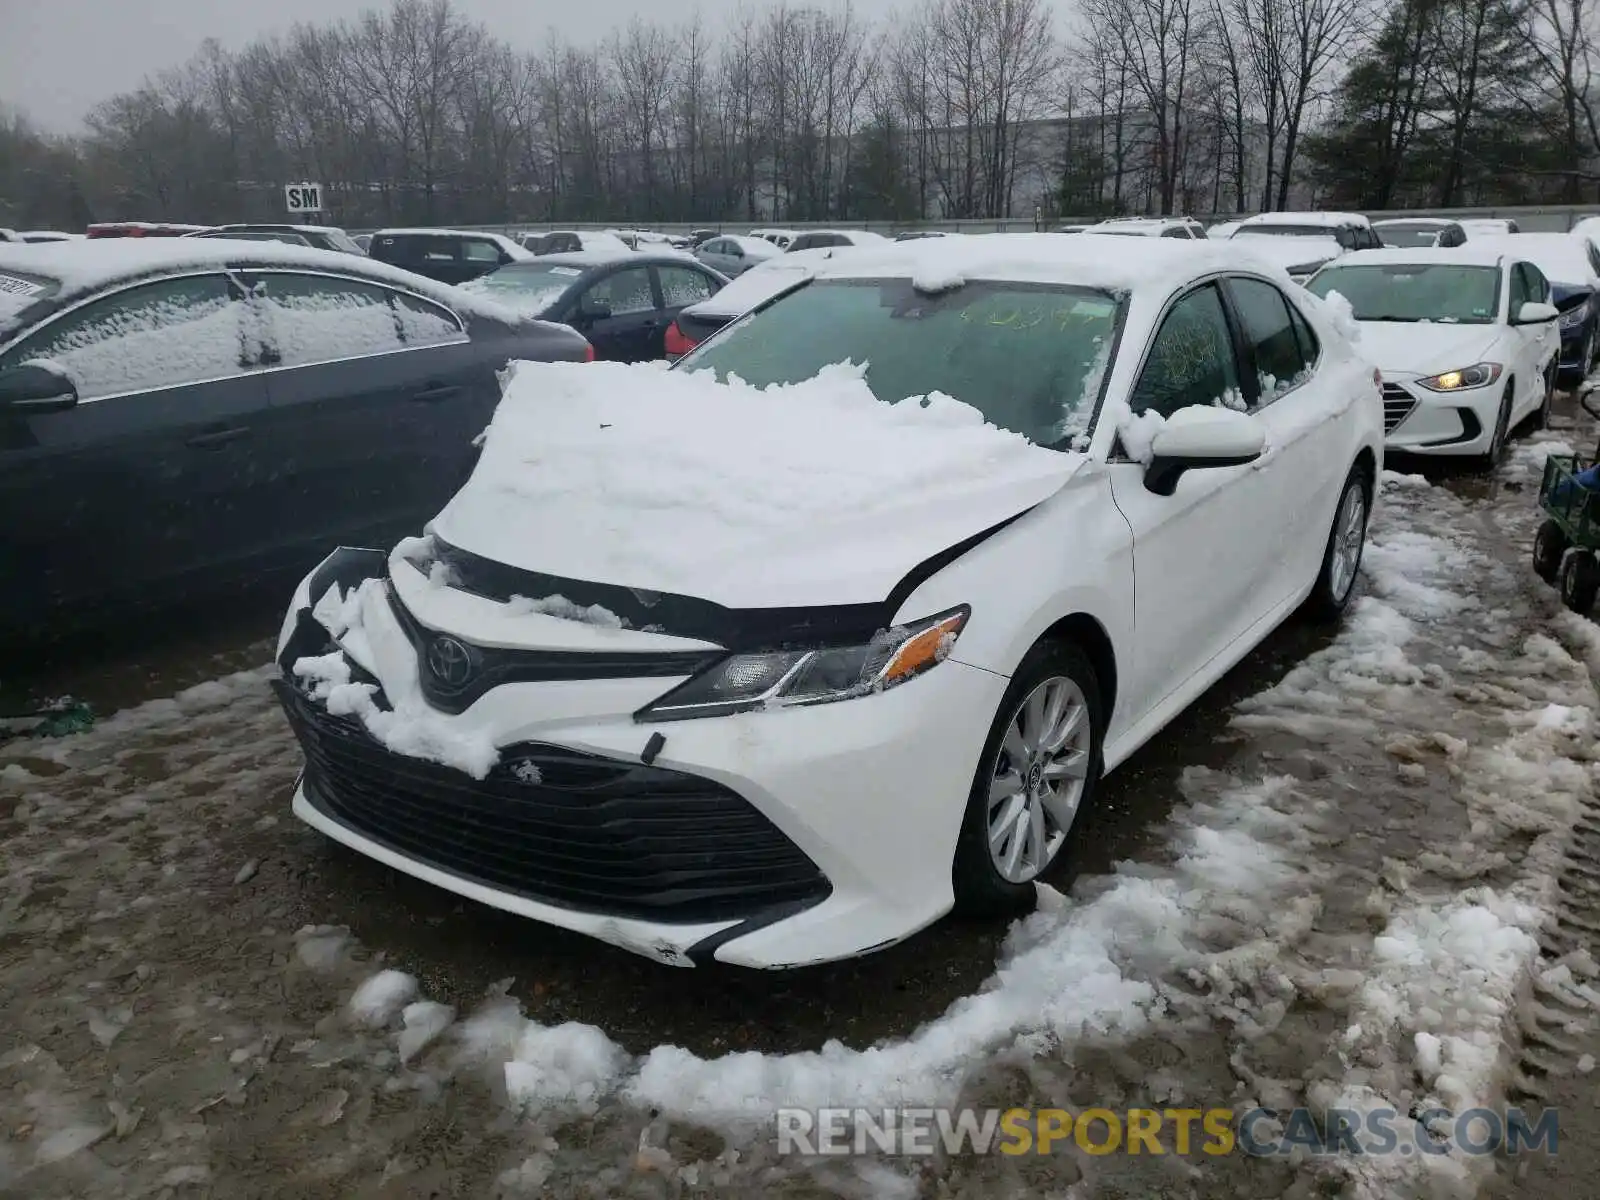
[2, 0, 767, 133]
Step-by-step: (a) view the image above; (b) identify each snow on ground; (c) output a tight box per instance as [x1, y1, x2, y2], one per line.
[1, 428, 1597, 1198]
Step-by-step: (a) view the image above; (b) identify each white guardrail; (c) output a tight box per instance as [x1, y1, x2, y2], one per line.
[353, 205, 1600, 238]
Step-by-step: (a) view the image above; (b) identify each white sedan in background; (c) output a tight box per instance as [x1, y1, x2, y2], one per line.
[1306, 247, 1558, 466]
[272, 235, 1382, 969]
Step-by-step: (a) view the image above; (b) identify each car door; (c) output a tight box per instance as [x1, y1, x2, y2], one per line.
[1105, 281, 1282, 720]
[653, 264, 722, 356]
[461, 236, 510, 283]
[0, 271, 272, 622]
[248, 269, 487, 554]
[1511, 262, 1556, 413]
[570, 265, 663, 361]
[1221, 274, 1349, 605]
[702, 239, 744, 276]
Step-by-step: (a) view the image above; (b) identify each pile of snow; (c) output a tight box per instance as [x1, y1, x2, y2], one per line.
[429, 360, 1077, 601]
[1309, 288, 1363, 344]
[504, 594, 627, 629]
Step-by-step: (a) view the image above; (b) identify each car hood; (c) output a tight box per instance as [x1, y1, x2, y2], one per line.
[426, 360, 1084, 611]
[1352, 322, 1503, 377]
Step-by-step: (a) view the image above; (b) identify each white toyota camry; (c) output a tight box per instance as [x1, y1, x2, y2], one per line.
[272, 235, 1384, 969]
[1305, 246, 1559, 466]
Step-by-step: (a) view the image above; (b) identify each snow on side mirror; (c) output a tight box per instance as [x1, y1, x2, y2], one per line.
[1516, 301, 1559, 324]
[1143, 406, 1266, 497]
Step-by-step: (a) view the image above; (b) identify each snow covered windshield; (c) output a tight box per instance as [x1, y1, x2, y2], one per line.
[1306, 264, 1500, 325]
[457, 264, 581, 315]
[677, 278, 1122, 446]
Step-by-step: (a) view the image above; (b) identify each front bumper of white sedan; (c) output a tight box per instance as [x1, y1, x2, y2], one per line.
[274, 561, 1009, 969]
[1380, 375, 1502, 456]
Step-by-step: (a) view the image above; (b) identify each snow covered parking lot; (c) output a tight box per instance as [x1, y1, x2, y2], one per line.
[3, 414, 1599, 1198]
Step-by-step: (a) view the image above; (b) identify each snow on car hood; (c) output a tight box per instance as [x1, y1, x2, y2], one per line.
[429, 360, 1082, 609]
[1351, 321, 1501, 378]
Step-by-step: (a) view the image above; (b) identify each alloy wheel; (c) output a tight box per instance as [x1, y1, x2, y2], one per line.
[986, 676, 1092, 884]
[1327, 482, 1367, 605]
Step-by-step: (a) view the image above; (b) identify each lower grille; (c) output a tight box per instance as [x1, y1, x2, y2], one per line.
[1382, 383, 1416, 432]
[275, 681, 829, 923]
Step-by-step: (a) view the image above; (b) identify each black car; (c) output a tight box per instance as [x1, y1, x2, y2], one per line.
[188, 224, 366, 254]
[459, 251, 727, 362]
[366, 229, 529, 285]
[0, 239, 587, 641]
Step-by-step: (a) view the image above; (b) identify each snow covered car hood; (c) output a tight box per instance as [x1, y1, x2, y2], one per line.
[1351, 322, 1502, 379]
[426, 359, 1083, 611]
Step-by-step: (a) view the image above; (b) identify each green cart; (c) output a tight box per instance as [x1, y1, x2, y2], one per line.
[1534, 452, 1600, 612]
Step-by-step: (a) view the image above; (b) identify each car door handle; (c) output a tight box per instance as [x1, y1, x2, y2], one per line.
[410, 384, 461, 403]
[186, 426, 251, 449]
[9, 393, 77, 414]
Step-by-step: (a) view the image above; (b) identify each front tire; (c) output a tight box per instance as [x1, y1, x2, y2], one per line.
[1304, 468, 1369, 623]
[1477, 384, 1513, 470]
[1534, 519, 1568, 584]
[953, 641, 1103, 914]
[1532, 364, 1556, 431]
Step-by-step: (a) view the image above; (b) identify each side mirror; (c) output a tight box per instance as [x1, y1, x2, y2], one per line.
[0, 361, 78, 414]
[578, 296, 613, 321]
[1142, 405, 1265, 496]
[1516, 301, 1559, 324]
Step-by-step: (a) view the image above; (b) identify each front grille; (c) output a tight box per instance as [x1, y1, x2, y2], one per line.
[275, 681, 830, 923]
[1382, 383, 1416, 432]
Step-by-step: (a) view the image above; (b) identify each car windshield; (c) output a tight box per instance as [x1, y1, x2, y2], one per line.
[1375, 224, 1445, 248]
[458, 263, 582, 314]
[675, 277, 1123, 446]
[1306, 264, 1501, 324]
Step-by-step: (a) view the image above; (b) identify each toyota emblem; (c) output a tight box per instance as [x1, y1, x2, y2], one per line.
[426, 635, 474, 689]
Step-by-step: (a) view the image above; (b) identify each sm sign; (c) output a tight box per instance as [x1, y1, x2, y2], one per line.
[284, 183, 325, 213]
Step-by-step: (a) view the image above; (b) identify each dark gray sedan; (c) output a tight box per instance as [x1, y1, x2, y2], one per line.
[459, 251, 727, 361]
[0, 239, 587, 641]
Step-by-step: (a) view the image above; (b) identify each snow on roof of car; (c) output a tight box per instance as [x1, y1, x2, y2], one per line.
[0, 238, 529, 324]
[1239, 211, 1371, 228]
[807, 231, 1286, 292]
[714, 235, 783, 255]
[1371, 217, 1459, 228]
[1465, 233, 1596, 282]
[1318, 246, 1508, 269]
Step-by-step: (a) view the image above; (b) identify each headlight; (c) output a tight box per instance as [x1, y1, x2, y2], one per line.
[635, 607, 970, 721]
[1560, 305, 1587, 330]
[1415, 363, 1502, 391]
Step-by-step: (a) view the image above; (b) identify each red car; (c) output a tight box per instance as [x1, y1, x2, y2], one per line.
[86, 222, 210, 239]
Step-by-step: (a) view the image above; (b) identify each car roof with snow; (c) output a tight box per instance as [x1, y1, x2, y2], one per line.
[805, 231, 1282, 292]
[1372, 217, 1459, 228]
[1239, 211, 1371, 229]
[1318, 246, 1509, 269]
[1462, 233, 1598, 282]
[0, 238, 528, 337]
[526, 249, 704, 270]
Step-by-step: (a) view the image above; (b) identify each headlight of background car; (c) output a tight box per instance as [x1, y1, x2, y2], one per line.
[636, 607, 970, 721]
[1560, 304, 1588, 330]
[1415, 363, 1502, 391]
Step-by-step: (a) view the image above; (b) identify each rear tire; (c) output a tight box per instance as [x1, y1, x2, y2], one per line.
[953, 640, 1103, 914]
[1534, 519, 1568, 584]
[1560, 549, 1599, 614]
[1304, 468, 1369, 623]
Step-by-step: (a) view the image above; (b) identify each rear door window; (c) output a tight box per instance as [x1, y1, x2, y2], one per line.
[657, 266, 717, 308]
[1225, 277, 1311, 403]
[0, 274, 245, 399]
[252, 273, 461, 367]
[463, 239, 503, 264]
